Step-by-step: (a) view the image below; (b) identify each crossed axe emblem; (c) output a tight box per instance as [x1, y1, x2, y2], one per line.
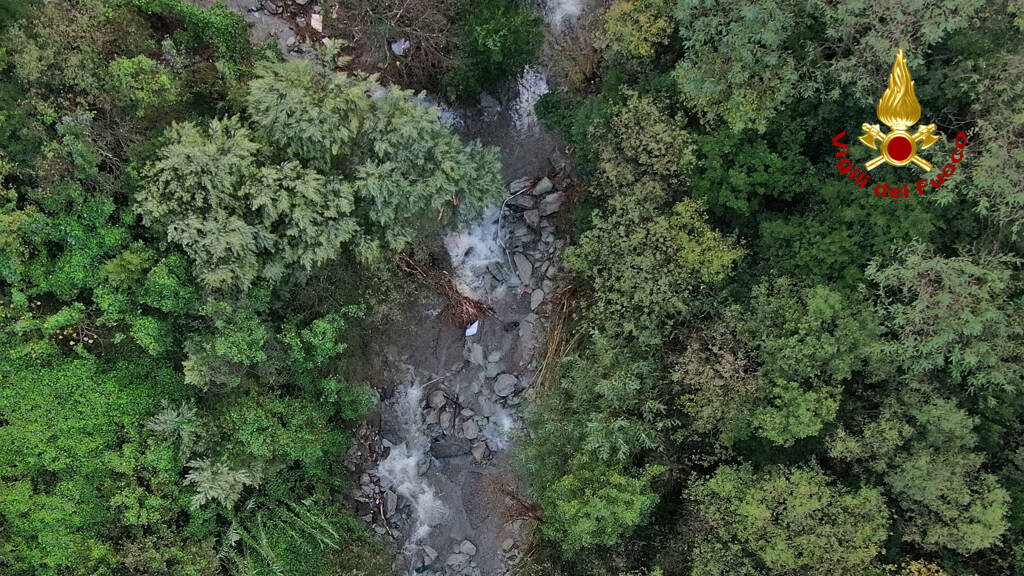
[859, 123, 940, 171]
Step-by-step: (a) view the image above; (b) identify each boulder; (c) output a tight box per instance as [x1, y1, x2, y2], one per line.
[493, 374, 517, 397]
[390, 38, 410, 56]
[471, 442, 487, 462]
[429, 389, 446, 409]
[523, 209, 540, 228]
[460, 540, 478, 556]
[513, 253, 532, 285]
[462, 419, 480, 440]
[530, 289, 544, 310]
[539, 192, 564, 216]
[533, 177, 553, 195]
[509, 177, 531, 194]
[430, 439, 470, 458]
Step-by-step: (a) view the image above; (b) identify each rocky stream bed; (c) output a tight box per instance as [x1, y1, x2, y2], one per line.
[205, 0, 586, 572]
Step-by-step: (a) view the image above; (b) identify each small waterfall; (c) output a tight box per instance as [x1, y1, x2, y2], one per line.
[511, 66, 551, 134]
[374, 380, 448, 543]
[444, 206, 504, 302]
[545, 0, 582, 28]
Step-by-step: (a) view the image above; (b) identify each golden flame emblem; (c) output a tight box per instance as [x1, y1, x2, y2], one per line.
[859, 49, 940, 171]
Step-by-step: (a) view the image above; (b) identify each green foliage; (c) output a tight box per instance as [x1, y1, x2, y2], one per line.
[445, 0, 543, 99]
[591, 89, 696, 201]
[741, 277, 879, 384]
[567, 198, 741, 343]
[831, 394, 1010, 554]
[133, 0, 251, 67]
[688, 464, 889, 576]
[673, 0, 799, 132]
[867, 243, 1023, 404]
[600, 0, 674, 64]
[141, 61, 501, 290]
[0, 351, 206, 575]
[106, 55, 178, 117]
[541, 464, 663, 554]
[751, 378, 838, 447]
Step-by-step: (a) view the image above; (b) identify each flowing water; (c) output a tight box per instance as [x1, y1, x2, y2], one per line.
[374, 379, 449, 543]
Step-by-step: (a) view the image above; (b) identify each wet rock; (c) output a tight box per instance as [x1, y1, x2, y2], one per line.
[485, 362, 503, 378]
[431, 439, 471, 458]
[385, 490, 397, 517]
[480, 93, 502, 120]
[446, 553, 470, 567]
[424, 409, 439, 425]
[468, 343, 485, 366]
[493, 374, 517, 397]
[390, 37, 409, 56]
[539, 192, 564, 216]
[531, 289, 544, 310]
[507, 194, 534, 209]
[462, 419, 479, 440]
[460, 540, 477, 556]
[523, 209, 540, 228]
[423, 545, 438, 563]
[509, 177, 531, 194]
[429, 389, 446, 409]
[533, 177, 553, 195]
[471, 442, 487, 462]
[514, 253, 533, 285]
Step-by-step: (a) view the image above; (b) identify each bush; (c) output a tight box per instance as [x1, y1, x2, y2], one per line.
[445, 0, 543, 99]
[106, 56, 178, 117]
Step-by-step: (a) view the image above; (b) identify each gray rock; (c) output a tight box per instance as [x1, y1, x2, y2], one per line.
[390, 37, 410, 56]
[446, 552, 470, 566]
[285, 36, 297, 47]
[502, 538, 515, 552]
[471, 442, 487, 462]
[487, 262, 508, 282]
[523, 209, 540, 228]
[514, 253, 532, 285]
[440, 410, 453, 430]
[468, 343, 485, 366]
[488, 350, 502, 363]
[430, 439, 470, 458]
[295, 16, 306, 27]
[479, 93, 501, 120]
[485, 362, 503, 378]
[509, 177, 531, 194]
[533, 177, 553, 195]
[423, 545, 438, 562]
[460, 540, 478, 556]
[385, 490, 397, 517]
[429, 389, 446, 409]
[462, 419, 479, 440]
[507, 194, 535, 209]
[493, 374, 517, 397]
[531, 289, 544, 310]
[539, 192, 564, 216]
[424, 409, 439, 425]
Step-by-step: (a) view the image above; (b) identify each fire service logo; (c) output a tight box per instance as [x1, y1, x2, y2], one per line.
[831, 49, 968, 198]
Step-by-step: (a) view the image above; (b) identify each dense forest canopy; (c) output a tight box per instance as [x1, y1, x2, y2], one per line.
[0, 0, 1022, 575]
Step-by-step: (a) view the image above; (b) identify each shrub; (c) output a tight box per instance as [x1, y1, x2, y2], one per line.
[445, 0, 543, 99]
